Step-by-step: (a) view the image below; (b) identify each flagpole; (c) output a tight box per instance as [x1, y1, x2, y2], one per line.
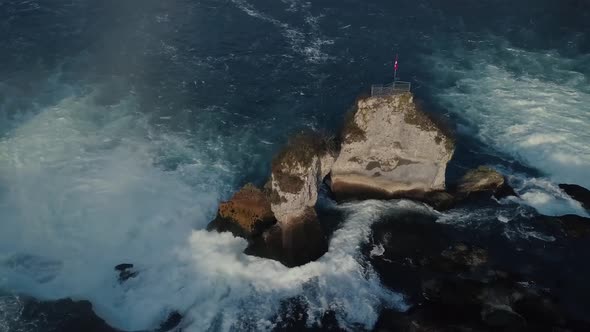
[394, 54, 399, 82]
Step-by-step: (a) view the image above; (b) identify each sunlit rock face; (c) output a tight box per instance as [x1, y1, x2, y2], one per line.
[331, 93, 455, 202]
[207, 183, 276, 239]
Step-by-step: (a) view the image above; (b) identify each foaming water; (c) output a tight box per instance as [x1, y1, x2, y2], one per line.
[506, 174, 590, 217]
[0, 89, 407, 331]
[428, 40, 590, 189]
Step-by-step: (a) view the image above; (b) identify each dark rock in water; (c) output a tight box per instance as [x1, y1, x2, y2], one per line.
[271, 297, 345, 331]
[374, 275, 569, 332]
[536, 214, 590, 238]
[559, 183, 590, 210]
[455, 166, 517, 200]
[114, 263, 138, 282]
[431, 243, 488, 273]
[207, 183, 277, 239]
[363, 210, 453, 301]
[6, 296, 120, 332]
[246, 207, 328, 267]
[365, 208, 588, 332]
[494, 181, 518, 200]
[157, 311, 182, 332]
[421, 277, 483, 308]
[512, 292, 565, 327]
[114, 263, 133, 271]
[481, 304, 526, 328]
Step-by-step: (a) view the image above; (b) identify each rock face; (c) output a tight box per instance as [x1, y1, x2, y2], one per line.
[331, 93, 454, 202]
[537, 214, 590, 238]
[255, 132, 334, 266]
[208, 132, 334, 267]
[269, 132, 336, 224]
[559, 183, 590, 210]
[207, 183, 276, 239]
[456, 166, 517, 199]
[245, 207, 328, 267]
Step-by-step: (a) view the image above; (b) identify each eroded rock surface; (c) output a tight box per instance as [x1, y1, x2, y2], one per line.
[269, 132, 336, 224]
[331, 93, 454, 203]
[245, 207, 328, 267]
[207, 183, 276, 239]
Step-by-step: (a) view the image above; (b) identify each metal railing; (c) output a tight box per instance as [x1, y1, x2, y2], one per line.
[371, 81, 411, 97]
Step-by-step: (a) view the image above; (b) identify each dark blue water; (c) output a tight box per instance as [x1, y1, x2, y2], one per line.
[1, 0, 589, 331]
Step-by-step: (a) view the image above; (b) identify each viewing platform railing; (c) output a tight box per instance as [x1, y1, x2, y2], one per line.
[371, 81, 411, 97]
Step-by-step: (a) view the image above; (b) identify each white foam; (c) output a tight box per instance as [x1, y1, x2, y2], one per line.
[506, 175, 590, 217]
[0, 90, 407, 331]
[428, 40, 590, 190]
[230, 0, 332, 63]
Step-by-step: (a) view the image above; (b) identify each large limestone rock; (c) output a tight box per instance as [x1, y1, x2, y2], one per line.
[207, 183, 276, 239]
[331, 93, 455, 203]
[209, 132, 335, 267]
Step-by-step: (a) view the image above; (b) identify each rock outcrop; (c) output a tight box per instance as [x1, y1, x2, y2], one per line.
[114, 263, 138, 283]
[536, 214, 590, 239]
[331, 93, 454, 203]
[269, 132, 336, 224]
[207, 183, 276, 239]
[257, 132, 335, 266]
[456, 166, 517, 200]
[559, 183, 590, 211]
[208, 132, 335, 267]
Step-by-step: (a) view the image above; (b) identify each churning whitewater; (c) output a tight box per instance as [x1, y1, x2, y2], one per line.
[1, 0, 589, 331]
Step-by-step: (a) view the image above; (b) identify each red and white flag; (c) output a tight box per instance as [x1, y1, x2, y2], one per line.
[394, 54, 399, 72]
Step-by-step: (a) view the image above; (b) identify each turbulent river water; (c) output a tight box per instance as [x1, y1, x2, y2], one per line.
[1, 0, 589, 331]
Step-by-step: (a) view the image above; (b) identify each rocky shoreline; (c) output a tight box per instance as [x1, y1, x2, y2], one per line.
[206, 92, 531, 267]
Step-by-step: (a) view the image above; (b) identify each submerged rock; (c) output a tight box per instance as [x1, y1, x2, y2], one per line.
[536, 214, 590, 238]
[5, 296, 119, 332]
[481, 304, 526, 328]
[156, 311, 183, 332]
[331, 93, 454, 204]
[559, 183, 590, 210]
[434, 243, 489, 272]
[114, 263, 138, 282]
[207, 183, 276, 239]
